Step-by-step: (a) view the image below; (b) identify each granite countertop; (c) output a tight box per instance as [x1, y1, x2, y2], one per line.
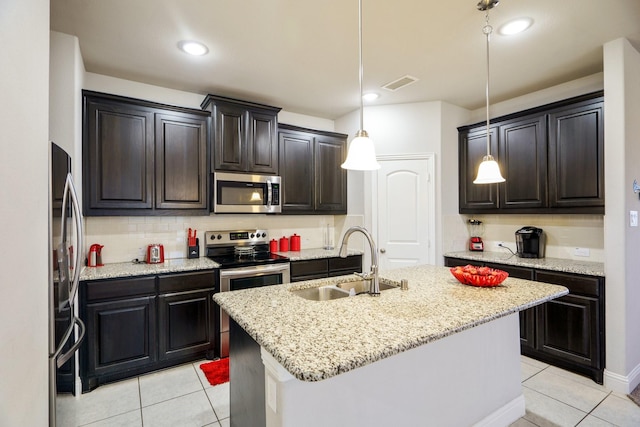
[444, 251, 605, 277]
[79, 257, 220, 281]
[213, 264, 568, 382]
[78, 248, 363, 281]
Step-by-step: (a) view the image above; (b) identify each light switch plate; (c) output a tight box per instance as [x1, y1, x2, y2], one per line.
[631, 210, 638, 227]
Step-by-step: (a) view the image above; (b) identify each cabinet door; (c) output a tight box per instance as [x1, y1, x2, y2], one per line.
[213, 102, 246, 171]
[158, 289, 214, 361]
[459, 126, 499, 212]
[84, 96, 154, 212]
[499, 115, 547, 209]
[155, 112, 208, 210]
[548, 100, 604, 208]
[248, 110, 278, 174]
[279, 130, 314, 212]
[290, 258, 329, 282]
[85, 296, 157, 377]
[314, 135, 347, 213]
[536, 294, 600, 368]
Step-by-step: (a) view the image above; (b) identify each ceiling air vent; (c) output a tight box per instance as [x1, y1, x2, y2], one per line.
[382, 75, 419, 92]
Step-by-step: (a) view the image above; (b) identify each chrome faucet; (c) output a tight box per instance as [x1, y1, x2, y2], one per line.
[338, 226, 380, 296]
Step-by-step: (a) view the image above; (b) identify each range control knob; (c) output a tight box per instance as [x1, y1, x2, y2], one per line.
[217, 234, 222, 240]
[262, 232, 267, 238]
[250, 233, 255, 238]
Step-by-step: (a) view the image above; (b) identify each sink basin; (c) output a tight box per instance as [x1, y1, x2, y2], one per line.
[291, 279, 398, 301]
[335, 280, 397, 294]
[290, 286, 349, 301]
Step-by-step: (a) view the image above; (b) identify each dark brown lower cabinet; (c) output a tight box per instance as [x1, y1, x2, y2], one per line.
[80, 270, 216, 392]
[290, 255, 362, 282]
[444, 256, 605, 383]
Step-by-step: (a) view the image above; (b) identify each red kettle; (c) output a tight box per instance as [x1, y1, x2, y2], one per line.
[88, 244, 104, 267]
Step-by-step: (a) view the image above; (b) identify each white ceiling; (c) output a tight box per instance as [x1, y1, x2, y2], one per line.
[50, 0, 640, 119]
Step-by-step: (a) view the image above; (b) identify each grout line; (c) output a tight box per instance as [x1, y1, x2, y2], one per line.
[138, 377, 144, 427]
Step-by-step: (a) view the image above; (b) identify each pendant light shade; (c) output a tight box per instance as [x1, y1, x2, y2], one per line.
[473, 0, 505, 184]
[341, 130, 380, 170]
[341, 0, 380, 171]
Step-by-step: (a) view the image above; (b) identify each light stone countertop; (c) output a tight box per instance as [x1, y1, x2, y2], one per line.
[444, 251, 605, 277]
[213, 264, 568, 382]
[78, 248, 363, 282]
[79, 257, 220, 281]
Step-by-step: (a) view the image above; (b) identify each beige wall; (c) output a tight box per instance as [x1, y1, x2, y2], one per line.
[0, 0, 50, 425]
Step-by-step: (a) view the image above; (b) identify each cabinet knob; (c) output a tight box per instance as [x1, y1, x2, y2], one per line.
[380, 248, 386, 253]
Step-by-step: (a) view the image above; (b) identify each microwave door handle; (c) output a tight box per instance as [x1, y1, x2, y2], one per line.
[267, 181, 273, 206]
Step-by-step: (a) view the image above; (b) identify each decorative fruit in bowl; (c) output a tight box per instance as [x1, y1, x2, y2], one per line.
[450, 264, 509, 287]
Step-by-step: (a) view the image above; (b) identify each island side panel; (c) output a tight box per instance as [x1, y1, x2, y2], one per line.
[262, 313, 524, 427]
[230, 318, 265, 427]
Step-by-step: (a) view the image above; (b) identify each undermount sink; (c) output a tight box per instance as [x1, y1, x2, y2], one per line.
[290, 279, 398, 301]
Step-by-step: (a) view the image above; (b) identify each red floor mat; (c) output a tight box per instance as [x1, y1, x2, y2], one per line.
[199, 358, 229, 386]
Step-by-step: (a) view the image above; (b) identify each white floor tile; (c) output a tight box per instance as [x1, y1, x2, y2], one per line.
[141, 390, 217, 427]
[206, 383, 230, 420]
[522, 387, 588, 427]
[57, 378, 140, 427]
[193, 359, 215, 389]
[590, 393, 640, 427]
[577, 414, 616, 426]
[521, 361, 543, 382]
[523, 369, 609, 413]
[509, 417, 538, 427]
[544, 366, 608, 393]
[521, 355, 550, 370]
[139, 363, 204, 407]
[81, 409, 142, 427]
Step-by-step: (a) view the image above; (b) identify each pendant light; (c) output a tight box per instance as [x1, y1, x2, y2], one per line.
[341, 0, 381, 171]
[473, 0, 505, 184]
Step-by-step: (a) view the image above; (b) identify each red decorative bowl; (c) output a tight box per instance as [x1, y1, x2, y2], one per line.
[450, 265, 509, 287]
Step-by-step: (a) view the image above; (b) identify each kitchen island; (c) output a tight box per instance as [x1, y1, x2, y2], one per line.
[214, 264, 568, 427]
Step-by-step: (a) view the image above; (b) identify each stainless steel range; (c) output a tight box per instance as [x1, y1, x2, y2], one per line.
[205, 229, 290, 358]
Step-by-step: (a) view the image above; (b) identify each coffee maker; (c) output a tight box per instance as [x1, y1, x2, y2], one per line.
[515, 226, 545, 258]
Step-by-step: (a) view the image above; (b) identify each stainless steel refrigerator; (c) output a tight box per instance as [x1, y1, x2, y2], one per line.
[49, 142, 85, 426]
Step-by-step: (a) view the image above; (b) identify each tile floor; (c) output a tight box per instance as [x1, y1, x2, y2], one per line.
[57, 356, 640, 426]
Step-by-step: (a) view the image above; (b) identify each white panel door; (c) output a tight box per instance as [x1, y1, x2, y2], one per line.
[376, 156, 434, 271]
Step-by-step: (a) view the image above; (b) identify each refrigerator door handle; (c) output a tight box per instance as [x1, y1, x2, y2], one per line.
[64, 174, 84, 304]
[55, 315, 86, 369]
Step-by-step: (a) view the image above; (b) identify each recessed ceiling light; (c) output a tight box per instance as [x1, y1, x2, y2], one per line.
[178, 40, 209, 56]
[498, 18, 533, 36]
[363, 92, 379, 102]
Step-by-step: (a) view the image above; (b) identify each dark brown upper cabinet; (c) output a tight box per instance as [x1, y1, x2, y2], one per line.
[83, 91, 210, 216]
[278, 124, 347, 214]
[201, 95, 281, 175]
[458, 91, 604, 214]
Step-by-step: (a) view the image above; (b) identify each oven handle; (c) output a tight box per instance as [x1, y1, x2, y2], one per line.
[219, 263, 290, 279]
[267, 180, 273, 206]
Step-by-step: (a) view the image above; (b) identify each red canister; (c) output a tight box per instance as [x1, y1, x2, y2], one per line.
[290, 234, 301, 251]
[279, 236, 289, 252]
[269, 239, 278, 253]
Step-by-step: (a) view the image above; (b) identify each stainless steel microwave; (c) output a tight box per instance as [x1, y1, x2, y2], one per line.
[213, 172, 282, 213]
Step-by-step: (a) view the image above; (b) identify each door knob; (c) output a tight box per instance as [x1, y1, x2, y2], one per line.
[380, 248, 386, 253]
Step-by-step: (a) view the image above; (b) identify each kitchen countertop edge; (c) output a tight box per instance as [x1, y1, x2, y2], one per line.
[444, 251, 605, 277]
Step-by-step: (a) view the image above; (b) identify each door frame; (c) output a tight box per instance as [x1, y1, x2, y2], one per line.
[370, 153, 436, 268]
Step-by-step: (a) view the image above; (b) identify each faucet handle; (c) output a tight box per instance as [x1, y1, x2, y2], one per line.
[355, 272, 373, 280]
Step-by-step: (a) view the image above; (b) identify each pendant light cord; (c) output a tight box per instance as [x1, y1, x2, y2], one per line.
[358, 0, 365, 131]
[484, 10, 493, 159]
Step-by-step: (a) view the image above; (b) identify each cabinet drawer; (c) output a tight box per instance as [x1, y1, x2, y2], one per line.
[290, 259, 328, 278]
[329, 255, 362, 272]
[484, 262, 534, 280]
[158, 270, 216, 293]
[85, 276, 156, 302]
[534, 270, 601, 297]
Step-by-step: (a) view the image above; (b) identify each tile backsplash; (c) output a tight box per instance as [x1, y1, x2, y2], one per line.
[84, 214, 364, 264]
[444, 213, 605, 263]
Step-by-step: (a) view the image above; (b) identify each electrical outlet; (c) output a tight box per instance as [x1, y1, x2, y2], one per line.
[631, 210, 638, 227]
[495, 241, 505, 248]
[574, 247, 590, 257]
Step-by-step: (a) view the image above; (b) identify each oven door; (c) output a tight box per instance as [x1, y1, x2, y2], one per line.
[218, 262, 290, 357]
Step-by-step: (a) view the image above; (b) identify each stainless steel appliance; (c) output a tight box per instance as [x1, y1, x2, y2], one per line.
[206, 229, 290, 357]
[49, 142, 86, 426]
[212, 172, 282, 213]
[515, 226, 545, 258]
